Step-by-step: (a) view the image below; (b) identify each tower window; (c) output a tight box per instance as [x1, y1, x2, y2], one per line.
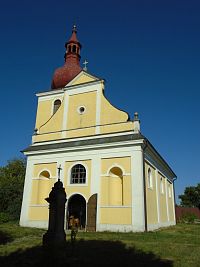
[68, 45, 72, 52]
[53, 99, 61, 114]
[72, 45, 76, 53]
[71, 164, 86, 184]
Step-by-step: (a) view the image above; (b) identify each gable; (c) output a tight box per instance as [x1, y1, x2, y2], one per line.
[66, 71, 99, 86]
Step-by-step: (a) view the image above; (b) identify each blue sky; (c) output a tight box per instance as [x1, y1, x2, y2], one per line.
[0, 0, 200, 202]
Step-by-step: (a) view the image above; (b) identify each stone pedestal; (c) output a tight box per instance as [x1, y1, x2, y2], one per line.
[43, 180, 67, 246]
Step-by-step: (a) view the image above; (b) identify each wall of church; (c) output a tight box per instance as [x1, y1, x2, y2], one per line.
[100, 157, 131, 206]
[69, 72, 96, 85]
[33, 77, 135, 143]
[99, 156, 132, 225]
[158, 173, 168, 223]
[100, 207, 132, 225]
[100, 94, 129, 125]
[67, 91, 97, 131]
[28, 162, 58, 221]
[36, 97, 64, 134]
[145, 162, 158, 225]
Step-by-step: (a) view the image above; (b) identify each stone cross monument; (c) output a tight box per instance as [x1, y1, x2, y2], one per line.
[43, 165, 67, 246]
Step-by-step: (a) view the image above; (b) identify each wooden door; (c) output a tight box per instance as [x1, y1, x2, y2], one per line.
[87, 194, 97, 231]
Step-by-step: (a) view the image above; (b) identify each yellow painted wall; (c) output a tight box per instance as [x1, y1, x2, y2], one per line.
[35, 100, 52, 129]
[66, 128, 95, 138]
[101, 157, 131, 174]
[158, 174, 168, 222]
[29, 207, 49, 221]
[30, 162, 57, 206]
[33, 162, 57, 178]
[100, 94, 129, 125]
[33, 77, 134, 143]
[145, 162, 158, 225]
[38, 98, 64, 134]
[100, 207, 132, 224]
[100, 121, 133, 134]
[64, 160, 91, 200]
[100, 157, 131, 206]
[70, 72, 97, 86]
[67, 91, 97, 131]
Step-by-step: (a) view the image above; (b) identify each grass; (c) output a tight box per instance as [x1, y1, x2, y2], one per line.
[0, 222, 200, 267]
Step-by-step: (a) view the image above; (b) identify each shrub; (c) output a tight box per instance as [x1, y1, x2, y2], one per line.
[179, 212, 198, 223]
[0, 212, 11, 223]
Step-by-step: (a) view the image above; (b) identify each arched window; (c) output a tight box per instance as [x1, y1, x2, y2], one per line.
[72, 45, 76, 53]
[68, 45, 71, 52]
[53, 99, 61, 114]
[160, 177, 164, 194]
[71, 164, 86, 184]
[37, 170, 50, 204]
[109, 167, 123, 206]
[147, 168, 153, 189]
[39, 170, 50, 179]
[168, 184, 172, 198]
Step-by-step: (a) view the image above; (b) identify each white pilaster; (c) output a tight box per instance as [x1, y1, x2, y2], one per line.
[172, 182, 176, 222]
[20, 158, 34, 227]
[165, 178, 169, 221]
[62, 91, 69, 138]
[131, 146, 145, 231]
[155, 169, 160, 223]
[91, 156, 101, 228]
[95, 87, 101, 134]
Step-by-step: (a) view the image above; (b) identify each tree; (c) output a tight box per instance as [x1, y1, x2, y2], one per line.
[179, 184, 200, 209]
[0, 158, 26, 220]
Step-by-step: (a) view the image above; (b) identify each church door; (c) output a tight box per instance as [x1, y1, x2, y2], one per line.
[86, 194, 97, 231]
[67, 194, 86, 230]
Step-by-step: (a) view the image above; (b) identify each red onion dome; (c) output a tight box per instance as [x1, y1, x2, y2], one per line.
[51, 25, 82, 89]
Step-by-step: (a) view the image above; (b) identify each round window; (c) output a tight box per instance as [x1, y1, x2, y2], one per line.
[78, 106, 86, 114]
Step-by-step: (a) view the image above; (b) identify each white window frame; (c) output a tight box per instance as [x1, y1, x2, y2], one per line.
[67, 162, 88, 187]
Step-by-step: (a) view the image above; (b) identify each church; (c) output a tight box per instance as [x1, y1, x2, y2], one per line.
[20, 26, 177, 232]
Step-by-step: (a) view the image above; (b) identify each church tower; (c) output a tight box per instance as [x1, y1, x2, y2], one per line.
[20, 26, 176, 232]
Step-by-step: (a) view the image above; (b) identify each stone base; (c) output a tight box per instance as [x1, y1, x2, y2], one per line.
[43, 230, 66, 246]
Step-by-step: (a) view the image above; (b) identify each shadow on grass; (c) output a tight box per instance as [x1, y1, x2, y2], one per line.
[0, 239, 173, 267]
[0, 230, 13, 245]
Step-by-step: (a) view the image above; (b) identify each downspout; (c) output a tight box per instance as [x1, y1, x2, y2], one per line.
[142, 139, 148, 232]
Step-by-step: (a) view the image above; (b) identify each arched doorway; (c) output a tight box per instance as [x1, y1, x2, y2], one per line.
[66, 194, 86, 229]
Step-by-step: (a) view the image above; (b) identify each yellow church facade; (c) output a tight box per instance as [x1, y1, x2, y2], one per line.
[20, 26, 176, 232]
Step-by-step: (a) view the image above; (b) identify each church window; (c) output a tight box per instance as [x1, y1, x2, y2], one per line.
[160, 177, 164, 194]
[72, 45, 76, 53]
[78, 106, 86, 114]
[68, 45, 71, 52]
[147, 168, 153, 189]
[39, 170, 50, 179]
[168, 184, 172, 198]
[71, 164, 86, 184]
[53, 99, 61, 114]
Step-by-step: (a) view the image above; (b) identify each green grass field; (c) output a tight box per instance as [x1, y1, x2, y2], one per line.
[0, 223, 200, 267]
